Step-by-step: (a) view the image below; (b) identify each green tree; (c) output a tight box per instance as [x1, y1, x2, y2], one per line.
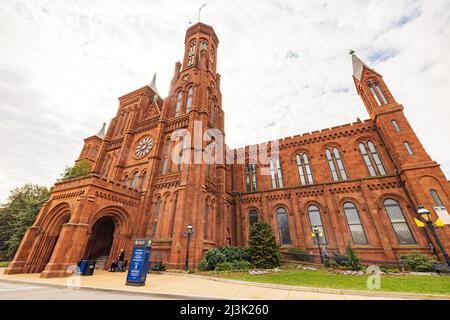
[0, 184, 51, 260]
[60, 159, 92, 181]
[344, 242, 362, 271]
[247, 220, 281, 269]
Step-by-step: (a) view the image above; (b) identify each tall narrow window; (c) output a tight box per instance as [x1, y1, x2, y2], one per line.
[296, 153, 314, 186]
[187, 40, 196, 67]
[130, 172, 140, 189]
[140, 171, 147, 190]
[154, 197, 161, 217]
[367, 81, 382, 106]
[123, 175, 129, 187]
[308, 205, 327, 245]
[359, 141, 386, 177]
[245, 163, 257, 192]
[101, 157, 111, 177]
[276, 208, 292, 245]
[404, 142, 414, 156]
[373, 80, 388, 104]
[210, 97, 216, 125]
[391, 120, 401, 132]
[161, 140, 171, 174]
[269, 159, 284, 189]
[91, 147, 97, 157]
[170, 195, 178, 237]
[204, 200, 208, 240]
[430, 190, 444, 207]
[151, 197, 161, 239]
[186, 87, 193, 113]
[343, 202, 368, 245]
[384, 199, 415, 245]
[249, 210, 258, 227]
[174, 91, 182, 117]
[326, 148, 348, 181]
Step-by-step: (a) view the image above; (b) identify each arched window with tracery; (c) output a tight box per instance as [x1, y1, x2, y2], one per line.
[308, 205, 327, 245]
[269, 158, 284, 189]
[276, 208, 292, 245]
[296, 153, 314, 186]
[130, 171, 140, 189]
[430, 190, 444, 207]
[174, 91, 182, 117]
[325, 147, 348, 181]
[343, 202, 368, 245]
[359, 141, 386, 177]
[384, 198, 415, 245]
[122, 175, 129, 187]
[187, 40, 196, 67]
[186, 87, 193, 113]
[161, 139, 171, 174]
[249, 209, 259, 227]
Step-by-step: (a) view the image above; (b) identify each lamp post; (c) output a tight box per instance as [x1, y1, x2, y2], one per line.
[184, 224, 194, 271]
[418, 205, 450, 266]
[313, 226, 324, 264]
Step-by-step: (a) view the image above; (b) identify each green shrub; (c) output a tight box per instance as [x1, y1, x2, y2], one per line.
[60, 159, 91, 181]
[204, 246, 250, 270]
[198, 259, 209, 272]
[287, 247, 308, 254]
[344, 243, 363, 271]
[247, 220, 281, 269]
[232, 260, 252, 270]
[215, 262, 234, 272]
[400, 252, 437, 272]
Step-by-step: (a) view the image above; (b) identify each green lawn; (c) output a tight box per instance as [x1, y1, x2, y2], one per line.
[217, 269, 450, 295]
[0, 262, 9, 267]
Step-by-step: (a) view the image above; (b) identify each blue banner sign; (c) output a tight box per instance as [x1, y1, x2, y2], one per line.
[126, 239, 152, 286]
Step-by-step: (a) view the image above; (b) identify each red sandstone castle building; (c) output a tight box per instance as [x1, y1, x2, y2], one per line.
[5, 23, 450, 277]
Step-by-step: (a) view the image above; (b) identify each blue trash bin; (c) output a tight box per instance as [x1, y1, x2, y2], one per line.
[77, 260, 88, 275]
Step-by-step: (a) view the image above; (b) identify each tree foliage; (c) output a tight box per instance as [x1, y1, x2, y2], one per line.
[247, 220, 281, 269]
[0, 184, 51, 260]
[60, 159, 92, 181]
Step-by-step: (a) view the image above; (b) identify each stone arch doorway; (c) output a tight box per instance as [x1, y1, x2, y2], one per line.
[85, 217, 116, 263]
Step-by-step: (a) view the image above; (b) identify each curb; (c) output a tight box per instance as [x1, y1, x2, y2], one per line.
[164, 272, 450, 300]
[0, 277, 223, 300]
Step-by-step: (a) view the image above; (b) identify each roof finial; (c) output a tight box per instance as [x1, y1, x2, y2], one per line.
[198, 3, 207, 23]
[349, 49, 355, 56]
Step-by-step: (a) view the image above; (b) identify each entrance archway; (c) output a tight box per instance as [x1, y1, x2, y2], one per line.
[85, 217, 115, 261]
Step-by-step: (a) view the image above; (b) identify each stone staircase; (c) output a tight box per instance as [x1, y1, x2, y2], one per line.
[95, 255, 109, 270]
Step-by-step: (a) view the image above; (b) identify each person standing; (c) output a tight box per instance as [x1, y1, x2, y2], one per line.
[118, 249, 125, 272]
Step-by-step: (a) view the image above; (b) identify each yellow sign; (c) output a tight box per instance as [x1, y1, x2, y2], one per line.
[435, 218, 444, 227]
[414, 218, 425, 228]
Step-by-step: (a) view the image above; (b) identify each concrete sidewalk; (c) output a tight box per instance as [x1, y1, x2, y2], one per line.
[0, 268, 447, 300]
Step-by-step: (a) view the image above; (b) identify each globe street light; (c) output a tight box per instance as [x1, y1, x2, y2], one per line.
[417, 205, 450, 267]
[184, 224, 194, 271]
[312, 226, 324, 264]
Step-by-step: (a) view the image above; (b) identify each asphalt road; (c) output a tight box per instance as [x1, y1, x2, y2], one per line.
[0, 280, 177, 300]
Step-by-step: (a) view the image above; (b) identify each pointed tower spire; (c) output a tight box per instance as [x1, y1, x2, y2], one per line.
[149, 73, 159, 96]
[96, 122, 106, 139]
[351, 52, 372, 81]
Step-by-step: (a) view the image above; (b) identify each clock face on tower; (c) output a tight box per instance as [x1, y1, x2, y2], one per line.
[135, 137, 153, 158]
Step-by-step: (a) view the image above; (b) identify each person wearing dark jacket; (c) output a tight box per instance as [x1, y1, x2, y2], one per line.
[117, 249, 125, 272]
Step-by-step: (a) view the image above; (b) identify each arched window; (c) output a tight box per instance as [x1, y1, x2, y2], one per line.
[170, 195, 178, 237]
[343, 202, 368, 245]
[204, 200, 208, 240]
[245, 163, 257, 192]
[174, 91, 182, 117]
[359, 141, 386, 177]
[249, 209, 259, 227]
[154, 197, 161, 217]
[325, 148, 348, 181]
[210, 97, 216, 125]
[91, 147, 97, 157]
[430, 190, 444, 207]
[186, 87, 193, 113]
[308, 205, 327, 245]
[296, 153, 314, 186]
[122, 175, 129, 187]
[210, 47, 215, 65]
[161, 139, 171, 174]
[404, 142, 414, 156]
[367, 81, 382, 106]
[276, 208, 292, 245]
[140, 171, 147, 190]
[391, 120, 401, 132]
[384, 199, 415, 245]
[269, 158, 283, 189]
[101, 157, 111, 177]
[130, 172, 140, 189]
[187, 40, 196, 67]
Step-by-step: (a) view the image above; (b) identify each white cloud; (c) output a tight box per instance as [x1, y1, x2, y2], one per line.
[0, 0, 449, 202]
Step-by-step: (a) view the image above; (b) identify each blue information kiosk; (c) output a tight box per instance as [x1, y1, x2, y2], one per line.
[126, 239, 152, 286]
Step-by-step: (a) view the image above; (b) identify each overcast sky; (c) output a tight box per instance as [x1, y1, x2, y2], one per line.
[0, 0, 449, 204]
